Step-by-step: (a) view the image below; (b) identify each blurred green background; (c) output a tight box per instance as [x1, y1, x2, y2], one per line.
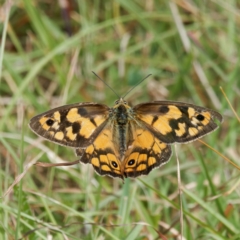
[0, 0, 239, 239]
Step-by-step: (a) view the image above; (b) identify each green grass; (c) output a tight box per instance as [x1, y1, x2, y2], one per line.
[1, 0, 240, 239]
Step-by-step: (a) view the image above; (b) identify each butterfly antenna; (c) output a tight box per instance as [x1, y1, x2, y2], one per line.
[92, 71, 120, 99]
[122, 74, 152, 99]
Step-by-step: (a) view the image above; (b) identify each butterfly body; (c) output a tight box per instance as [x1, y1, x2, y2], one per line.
[110, 98, 131, 159]
[29, 98, 223, 179]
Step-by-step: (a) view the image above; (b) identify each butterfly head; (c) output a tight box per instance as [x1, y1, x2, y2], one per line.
[112, 98, 132, 125]
[114, 97, 127, 106]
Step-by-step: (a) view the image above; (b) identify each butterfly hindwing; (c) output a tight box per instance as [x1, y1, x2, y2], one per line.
[134, 101, 223, 143]
[76, 120, 172, 179]
[75, 122, 123, 178]
[29, 102, 109, 147]
[123, 122, 172, 178]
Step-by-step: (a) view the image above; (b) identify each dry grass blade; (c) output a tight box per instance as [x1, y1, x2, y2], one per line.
[198, 139, 240, 171]
[220, 86, 240, 122]
[1, 152, 43, 198]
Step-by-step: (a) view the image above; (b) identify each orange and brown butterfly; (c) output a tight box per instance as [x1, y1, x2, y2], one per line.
[29, 82, 223, 179]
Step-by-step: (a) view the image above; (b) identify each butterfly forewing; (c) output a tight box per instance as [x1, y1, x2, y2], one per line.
[29, 102, 110, 148]
[134, 101, 223, 144]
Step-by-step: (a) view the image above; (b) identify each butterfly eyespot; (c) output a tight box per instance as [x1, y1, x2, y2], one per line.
[46, 119, 54, 126]
[128, 159, 135, 166]
[112, 161, 118, 168]
[196, 114, 205, 121]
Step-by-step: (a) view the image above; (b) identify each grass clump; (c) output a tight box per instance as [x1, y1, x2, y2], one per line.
[0, 1, 239, 239]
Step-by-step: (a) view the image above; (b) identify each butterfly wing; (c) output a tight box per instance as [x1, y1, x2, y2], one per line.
[75, 121, 123, 179]
[76, 121, 172, 179]
[122, 122, 172, 178]
[29, 102, 110, 148]
[133, 101, 223, 143]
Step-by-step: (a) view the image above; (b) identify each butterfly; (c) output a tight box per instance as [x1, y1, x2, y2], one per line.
[29, 97, 223, 179]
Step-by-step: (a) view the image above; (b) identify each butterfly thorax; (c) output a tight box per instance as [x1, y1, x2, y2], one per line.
[115, 105, 129, 125]
[111, 98, 132, 124]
